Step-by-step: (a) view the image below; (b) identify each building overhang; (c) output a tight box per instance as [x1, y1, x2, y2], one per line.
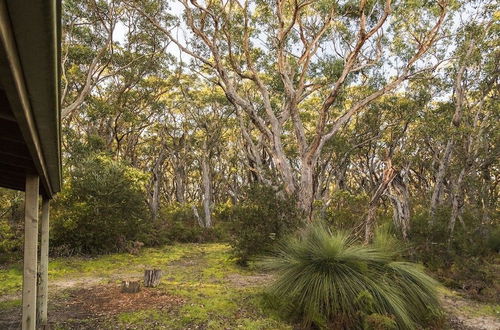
[0, 0, 61, 198]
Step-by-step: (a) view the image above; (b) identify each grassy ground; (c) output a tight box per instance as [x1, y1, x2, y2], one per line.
[0, 243, 498, 329]
[0, 244, 289, 329]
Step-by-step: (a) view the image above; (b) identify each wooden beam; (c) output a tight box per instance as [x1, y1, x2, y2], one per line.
[0, 0, 53, 197]
[37, 198, 50, 328]
[0, 155, 34, 169]
[22, 174, 39, 330]
[0, 118, 25, 142]
[0, 139, 31, 158]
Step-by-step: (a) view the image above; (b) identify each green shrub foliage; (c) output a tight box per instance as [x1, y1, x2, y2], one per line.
[223, 184, 303, 265]
[409, 209, 499, 302]
[263, 224, 442, 329]
[150, 203, 224, 244]
[51, 154, 151, 255]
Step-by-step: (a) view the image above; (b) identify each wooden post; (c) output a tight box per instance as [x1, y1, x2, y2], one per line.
[22, 174, 39, 330]
[37, 198, 50, 328]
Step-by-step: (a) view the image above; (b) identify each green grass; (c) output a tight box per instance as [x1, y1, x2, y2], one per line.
[126, 244, 289, 329]
[461, 302, 500, 318]
[0, 244, 192, 295]
[0, 243, 290, 329]
[0, 265, 22, 295]
[0, 298, 21, 309]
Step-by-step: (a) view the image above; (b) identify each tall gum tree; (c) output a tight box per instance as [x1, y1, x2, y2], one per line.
[130, 0, 449, 218]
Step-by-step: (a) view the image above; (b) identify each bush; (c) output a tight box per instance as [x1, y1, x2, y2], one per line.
[262, 223, 442, 329]
[0, 189, 24, 263]
[51, 154, 151, 255]
[409, 209, 499, 302]
[153, 203, 224, 244]
[222, 184, 303, 265]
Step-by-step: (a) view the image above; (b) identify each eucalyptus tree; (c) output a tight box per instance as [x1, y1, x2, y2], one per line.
[61, 0, 119, 119]
[429, 10, 498, 221]
[133, 0, 450, 218]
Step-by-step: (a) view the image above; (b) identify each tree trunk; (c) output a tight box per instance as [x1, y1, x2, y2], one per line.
[121, 280, 141, 293]
[387, 172, 411, 240]
[192, 205, 204, 228]
[449, 167, 466, 242]
[144, 269, 162, 287]
[149, 149, 166, 221]
[364, 205, 378, 245]
[298, 161, 315, 221]
[201, 140, 212, 228]
[364, 160, 397, 244]
[429, 140, 453, 219]
[174, 164, 186, 203]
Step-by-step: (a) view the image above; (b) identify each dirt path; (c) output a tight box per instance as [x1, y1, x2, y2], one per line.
[441, 292, 500, 330]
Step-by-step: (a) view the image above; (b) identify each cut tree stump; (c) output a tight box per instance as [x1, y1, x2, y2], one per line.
[121, 280, 141, 293]
[144, 269, 162, 287]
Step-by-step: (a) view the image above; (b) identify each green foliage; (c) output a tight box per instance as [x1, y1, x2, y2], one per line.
[0, 265, 22, 295]
[0, 220, 21, 261]
[154, 203, 225, 244]
[363, 313, 397, 330]
[486, 226, 500, 253]
[221, 185, 303, 265]
[51, 153, 151, 255]
[0, 189, 23, 262]
[262, 223, 442, 329]
[317, 190, 370, 229]
[410, 209, 499, 302]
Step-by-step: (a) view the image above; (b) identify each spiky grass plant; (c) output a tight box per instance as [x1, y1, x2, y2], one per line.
[262, 224, 441, 329]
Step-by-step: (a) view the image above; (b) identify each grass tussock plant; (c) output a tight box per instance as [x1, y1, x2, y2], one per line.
[261, 224, 442, 329]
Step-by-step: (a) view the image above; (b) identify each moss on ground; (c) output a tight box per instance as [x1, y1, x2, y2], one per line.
[0, 298, 20, 309]
[115, 244, 290, 329]
[462, 303, 500, 318]
[0, 244, 191, 295]
[1, 243, 498, 329]
[0, 266, 22, 295]
[0, 243, 290, 329]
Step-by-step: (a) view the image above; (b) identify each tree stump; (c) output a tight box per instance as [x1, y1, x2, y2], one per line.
[121, 280, 141, 293]
[144, 269, 162, 287]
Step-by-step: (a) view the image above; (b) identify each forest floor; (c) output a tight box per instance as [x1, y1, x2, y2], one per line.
[0, 243, 499, 329]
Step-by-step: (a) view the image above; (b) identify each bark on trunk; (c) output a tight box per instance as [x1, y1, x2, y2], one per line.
[174, 164, 186, 203]
[430, 38, 475, 222]
[201, 141, 212, 228]
[364, 160, 397, 244]
[144, 269, 162, 287]
[449, 166, 466, 242]
[122, 280, 141, 293]
[429, 140, 453, 219]
[387, 173, 411, 240]
[364, 205, 378, 245]
[149, 150, 166, 221]
[192, 205, 204, 228]
[298, 161, 315, 221]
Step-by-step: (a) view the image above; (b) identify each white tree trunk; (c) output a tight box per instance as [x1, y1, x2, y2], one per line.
[298, 161, 315, 220]
[148, 150, 166, 221]
[174, 164, 186, 203]
[201, 141, 212, 228]
[429, 140, 453, 219]
[387, 173, 411, 240]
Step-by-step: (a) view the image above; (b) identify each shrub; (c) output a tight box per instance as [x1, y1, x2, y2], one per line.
[51, 154, 151, 255]
[409, 209, 499, 302]
[155, 203, 224, 243]
[0, 189, 24, 263]
[262, 223, 442, 329]
[222, 184, 302, 265]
